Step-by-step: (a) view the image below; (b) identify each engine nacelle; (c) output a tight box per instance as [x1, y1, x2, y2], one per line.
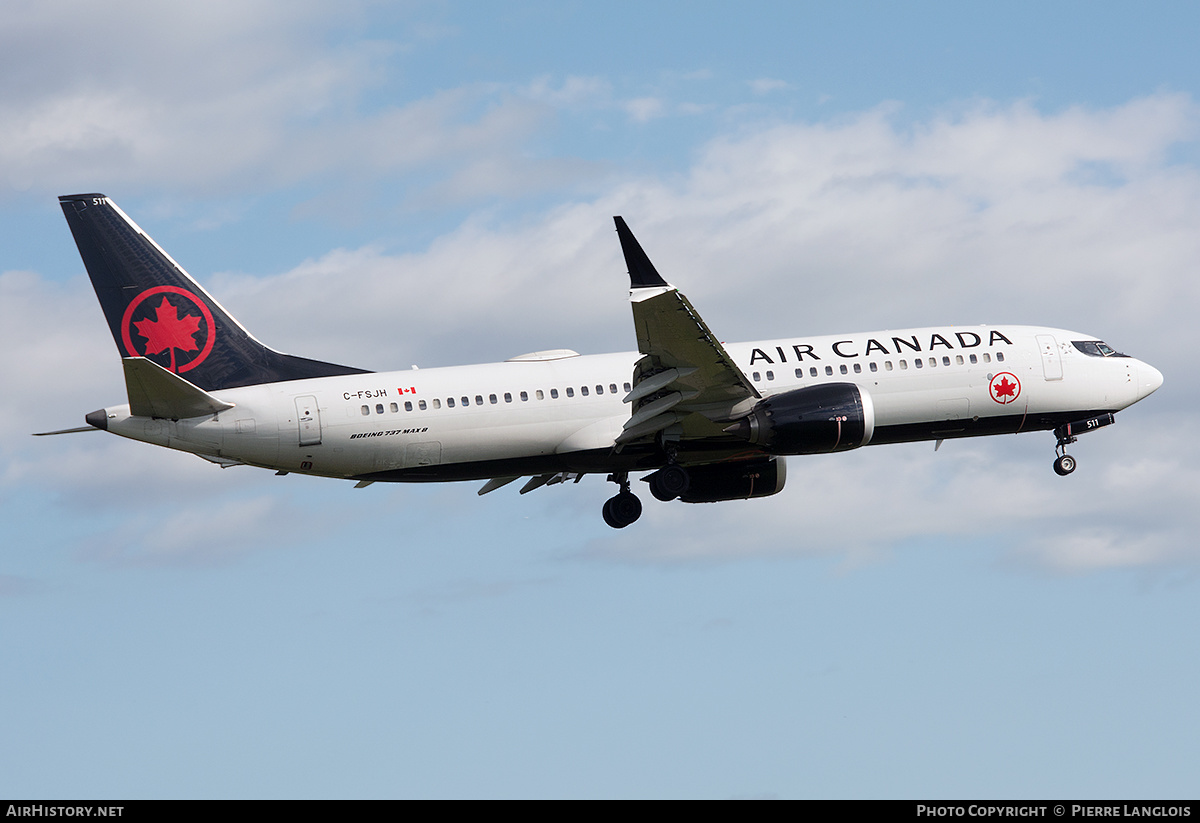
[680, 457, 787, 503]
[725, 382, 875, 455]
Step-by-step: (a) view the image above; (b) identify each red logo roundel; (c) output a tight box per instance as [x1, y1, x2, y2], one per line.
[120, 286, 215, 373]
[988, 372, 1021, 404]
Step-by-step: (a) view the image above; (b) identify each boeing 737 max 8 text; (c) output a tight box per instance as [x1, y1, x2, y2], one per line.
[43, 194, 1164, 528]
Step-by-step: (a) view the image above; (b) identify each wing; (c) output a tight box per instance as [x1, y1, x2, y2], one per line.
[613, 217, 760, 446]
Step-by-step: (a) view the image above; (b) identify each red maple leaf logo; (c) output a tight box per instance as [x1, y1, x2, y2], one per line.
[989, 372, 1021, 404]
[132, 297, 202, 372]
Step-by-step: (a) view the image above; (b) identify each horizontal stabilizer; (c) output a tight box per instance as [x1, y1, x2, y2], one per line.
[32, 426, 101, 436]
[123, 357, 235, 419]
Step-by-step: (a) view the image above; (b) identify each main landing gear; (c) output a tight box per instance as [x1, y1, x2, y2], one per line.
[601, 464, 694, 528]
[602, 472, 642, 529]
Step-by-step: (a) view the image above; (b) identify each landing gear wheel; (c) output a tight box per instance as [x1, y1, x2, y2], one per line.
[1053, 454, 1077, 476]
[648, 465, 691, 501]
[602, 491, 643, 529]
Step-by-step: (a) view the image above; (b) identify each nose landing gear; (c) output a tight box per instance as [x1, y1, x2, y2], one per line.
[1051, 414, 1117, 476]
[1053, 427, 1078, 476]
[1053, 451, 1077, 476]
[602, 472, 643, 529]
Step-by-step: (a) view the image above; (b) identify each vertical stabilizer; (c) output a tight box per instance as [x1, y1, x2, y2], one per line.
[59, 194, 370, 391]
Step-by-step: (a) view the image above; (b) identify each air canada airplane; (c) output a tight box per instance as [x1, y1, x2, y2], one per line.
[45, 194, 1163, 528]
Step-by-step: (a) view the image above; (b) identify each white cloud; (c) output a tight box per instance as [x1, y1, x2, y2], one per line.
[74, 494, 325, 568]
[524, 75, 613, 108]
[0, 3, 587, 203]
[624, 97, 666, 123]
[749, 78, 791, 96]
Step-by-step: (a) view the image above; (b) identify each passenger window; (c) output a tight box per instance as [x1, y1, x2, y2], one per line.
[956, 355, 964, 365]
[550, 389, 558, 399]
[942, 357, 950, 366]
[581, 386, 589, 396]
[840, 365, 848, 375]
[432, 399, 441, 409]
[752, 371, 761, 381]
[885, 361, 893, 371]
[899, 360, 908, 370]
[390, 402, 399, 413]
[795, 368, 803, 378]
[825, 366, 833, 376]
[419, 400, 427, 411]
[596, 385, 604, 395]
[537, 390, 544, 400]
[915, 359, 924, 369]
[623, 383, 631, 393]
[461, 396, 470, 406]
[404, 401, 413, 412]
[969, 354, 978, 364]
[520, 391, 528, 401]
[996, 352, 1005, 362]
[853, 363, 862, 373]
[810, 367, 818, 377]
[927, 358, 936, 368]
[504, 393, 512, 403]
[566, 387, 574, 397]
[869, 362, 878, 373]
[983, 353, 991, 363]
[361, 405, 369, 416]
[447, 397, 455, 408]
[375, 404, 384, 414]
[489, 394, 497, 404]
[766, 371, 774, 381]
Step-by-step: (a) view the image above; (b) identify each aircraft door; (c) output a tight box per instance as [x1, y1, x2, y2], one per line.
[295, 395, 322, 446]
[1036, 334, 1063, 381]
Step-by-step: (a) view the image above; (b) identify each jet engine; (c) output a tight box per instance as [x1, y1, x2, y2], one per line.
[724, 382, 875, 454]
[678, 457, 787, 503]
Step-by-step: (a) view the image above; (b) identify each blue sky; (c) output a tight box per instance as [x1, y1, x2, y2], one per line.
[3, 1, 1199, 798]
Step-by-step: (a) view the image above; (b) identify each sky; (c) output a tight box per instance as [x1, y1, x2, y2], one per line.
[2, 0, 1199, 799]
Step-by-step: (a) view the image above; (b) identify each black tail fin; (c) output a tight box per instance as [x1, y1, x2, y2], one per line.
[59, 194, 370, 391]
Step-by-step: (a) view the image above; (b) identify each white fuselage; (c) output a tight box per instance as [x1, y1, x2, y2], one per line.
[95, 324, 1163, 482]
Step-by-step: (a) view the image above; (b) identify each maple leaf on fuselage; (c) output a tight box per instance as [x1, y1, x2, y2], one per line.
[994, 377, 1016, 398]
[132, 297, 202, 364]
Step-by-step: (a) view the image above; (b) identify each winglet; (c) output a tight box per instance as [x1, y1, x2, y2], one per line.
[614, 217, 669, 289]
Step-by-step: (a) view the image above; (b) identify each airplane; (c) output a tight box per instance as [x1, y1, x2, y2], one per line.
[42, 193, 1164, 529]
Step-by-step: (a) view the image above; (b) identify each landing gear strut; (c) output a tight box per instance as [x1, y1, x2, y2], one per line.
[1053, 427, 1077, 476]
[602, 472, 642, 529]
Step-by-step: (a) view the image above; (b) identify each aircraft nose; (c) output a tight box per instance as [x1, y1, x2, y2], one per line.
[1139, 363, 1164, 399]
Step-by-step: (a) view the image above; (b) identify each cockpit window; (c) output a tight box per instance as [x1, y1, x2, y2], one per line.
[1072, 340, 1128, 358]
